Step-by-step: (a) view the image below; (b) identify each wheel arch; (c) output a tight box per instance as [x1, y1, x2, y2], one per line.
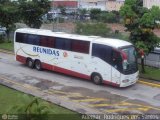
[91, 72, 103, 81]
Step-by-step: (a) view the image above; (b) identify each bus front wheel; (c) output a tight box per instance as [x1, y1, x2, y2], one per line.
[35, 60, 42, 71]
[26, 58, 34, 68]
[91, 73, 102, 85]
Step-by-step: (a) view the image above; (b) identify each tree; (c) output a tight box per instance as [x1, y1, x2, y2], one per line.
[90, 8, 101, 20]
[0, 1, 19, 41]
[120, 0, 160, 73]
[19, 0, 51, 28]
[76, 22, 111, 37]
[58, 6, 66, 15]
[100, 12, 117, 23]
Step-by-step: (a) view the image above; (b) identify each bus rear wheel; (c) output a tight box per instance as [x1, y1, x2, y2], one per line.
[91, 73, 102, 85]
[35, 60, 42, 71]
[26, 58, 34, 68]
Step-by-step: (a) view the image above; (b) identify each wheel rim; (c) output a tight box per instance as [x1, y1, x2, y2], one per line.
[28, 60, 32, 67]
[35, 61, 41, 70]
[94, 75, 101, 83]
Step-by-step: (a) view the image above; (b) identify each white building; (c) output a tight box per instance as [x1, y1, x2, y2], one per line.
[79, 0, 106, 11]
[79, 0, 125, 11]
[143, 0, 160, 9]
[106, 0, 125, 11]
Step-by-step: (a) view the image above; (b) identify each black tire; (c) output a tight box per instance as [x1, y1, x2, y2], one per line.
[35, 60, 42, 71]
[26, 58, 34, 68]
[91, 73, 102, 85]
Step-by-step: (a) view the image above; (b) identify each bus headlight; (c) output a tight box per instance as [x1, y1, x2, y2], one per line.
[122, 79, 129, 83]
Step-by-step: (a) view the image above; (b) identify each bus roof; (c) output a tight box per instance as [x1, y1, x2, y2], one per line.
[15, 28, 132, 48]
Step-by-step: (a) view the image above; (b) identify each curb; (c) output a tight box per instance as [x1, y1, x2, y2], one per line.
[0, 75, 104, 116]
[138, 80, 160, 88]
[140, 76, 160, 82]
[0, 49, 14, 55]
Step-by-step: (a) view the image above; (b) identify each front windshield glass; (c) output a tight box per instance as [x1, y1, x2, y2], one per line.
[121, 46, 138, 74]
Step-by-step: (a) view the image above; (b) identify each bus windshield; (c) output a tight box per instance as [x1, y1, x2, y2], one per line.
[121, 46, 138, 74]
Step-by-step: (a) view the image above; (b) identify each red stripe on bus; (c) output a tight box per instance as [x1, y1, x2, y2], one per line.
[103, 81, 119, 87]
[16, 55, 26, 64]
[42, 62, 90, 80]
[16, 55, 120, 87]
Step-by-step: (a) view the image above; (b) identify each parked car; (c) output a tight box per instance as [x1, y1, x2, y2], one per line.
[152, 43, 160, 54]
[0, 26, 6, 36]
[153, 47, 160, 54]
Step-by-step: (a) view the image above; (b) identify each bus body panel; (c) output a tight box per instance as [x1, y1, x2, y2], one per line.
[14, 28, 139, 87]
[120, 71, 139, 87]
[15, 43, 113, 83]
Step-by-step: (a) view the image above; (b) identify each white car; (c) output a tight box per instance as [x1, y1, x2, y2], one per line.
[153, 47, 160, 54]
[0, 26, 6, 36]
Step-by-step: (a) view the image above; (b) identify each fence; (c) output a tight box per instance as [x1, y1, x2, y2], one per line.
[139, 53, 160, 68]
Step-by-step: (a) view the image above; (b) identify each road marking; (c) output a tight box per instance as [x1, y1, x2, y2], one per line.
[105, 107, 150, 113]
[48, 89, 84, 98]
[73, 98, 107, 102]
[139, 80, 160, 88]
[1, 75, 160, 114]
[90, 102, 141, 107]
[0, 49, 14, 55]
[0, 75, 40, 91]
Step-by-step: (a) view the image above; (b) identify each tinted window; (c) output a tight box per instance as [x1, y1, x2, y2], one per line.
[72, 40, 90, 54]
[40, 36, 55, 48]
[112, 49, 123, 71]
[92, 43, 112, 63]
[27, 34, 40, 45]
[16, 33, 40, 45]
[16, 33, 25, 43]
[55, 38, 72, 51]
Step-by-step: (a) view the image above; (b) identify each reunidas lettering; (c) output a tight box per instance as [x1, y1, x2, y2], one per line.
[33, 46, 59, 56]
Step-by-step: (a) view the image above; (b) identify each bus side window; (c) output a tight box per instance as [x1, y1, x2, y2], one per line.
[72, 40, 90, 54]
[16, 33, 23, 43]
[55, 38, 65, 49]
[55, 38, 72, 51]
[47, 36, 55, 48]
[92, 43, 112, 64]
[112, 49, 122, 71]
[40, 36, 48, 47]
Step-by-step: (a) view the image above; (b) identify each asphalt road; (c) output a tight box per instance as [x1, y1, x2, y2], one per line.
[0, 52, 160, 116]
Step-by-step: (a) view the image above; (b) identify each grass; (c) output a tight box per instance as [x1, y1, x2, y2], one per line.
[0, 84, 84, 120]
[139, 65, 160, 81]
[0, 41, 13, 51]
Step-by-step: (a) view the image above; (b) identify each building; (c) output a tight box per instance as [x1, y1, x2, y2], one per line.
[143, 0, 160, 9]
[79, 0, 106, 11]
[79, 0, 125, 11]
[106, 0, 125, 11]
[51, 0, 78, 9]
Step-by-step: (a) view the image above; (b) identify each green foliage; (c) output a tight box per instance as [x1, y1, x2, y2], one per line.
[120, 0, 160, 72]
[79, 9, 87, 16]
[100, 12, 117, 23]
[90, 8, 101, 20]
[0, 35, 5, 43]
[59, 6, 66, 15]
[0, 1, 19, 40]
[76, 22, 111, 37]
[75, 22, 129, 40]
[19, 0, 51, 28]
[120, 0, 160, 54]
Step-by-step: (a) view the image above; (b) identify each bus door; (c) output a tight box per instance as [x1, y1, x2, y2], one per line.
[111, 49, 122, 84]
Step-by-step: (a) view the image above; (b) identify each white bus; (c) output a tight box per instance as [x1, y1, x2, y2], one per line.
[14, 28, 139, 87]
